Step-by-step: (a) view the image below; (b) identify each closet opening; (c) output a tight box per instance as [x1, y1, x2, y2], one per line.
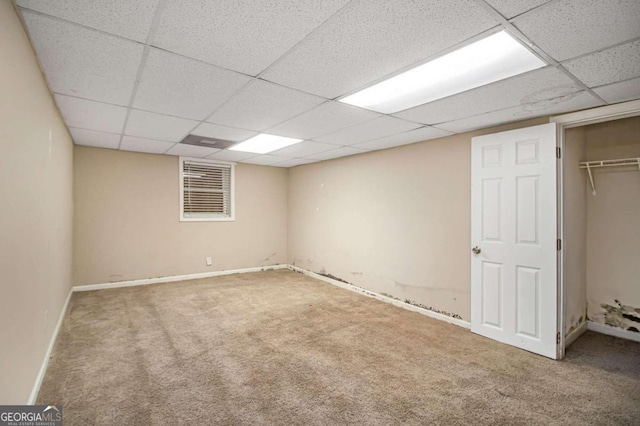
[554, 100, 640, 366]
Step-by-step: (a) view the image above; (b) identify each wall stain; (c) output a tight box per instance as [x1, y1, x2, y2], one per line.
[261, 252, 277, 262]
[601, 299, 640, 332]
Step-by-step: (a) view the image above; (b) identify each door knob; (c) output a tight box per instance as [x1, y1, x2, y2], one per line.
[472, 246, 481, 254]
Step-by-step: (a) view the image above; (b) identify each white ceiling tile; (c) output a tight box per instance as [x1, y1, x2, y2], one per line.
[22, 12, 143, 105]
[133, 49, 251, 120]
[241, 155, 293, 166]
[206, 150, 258, 162]
[270, 141, 338, 157]
[191, 123, 257, 142]
[17, 0, 159, 43]
[153, 0, 350, 75]
[207, 80, 326, 131]
[54, 95, 127, 133]
[513, 0, 640, 61]
[436, 91, 603, 133]
[271, 158, 318, 168]
[483, 0, 551, 19]
[261, 0, 497, 98]
[315, 116, 422, 145]
[303, 146, 370, 161]
[562, 40, 640, 88]
[164, 144, 220, 158]
[69, 128, 120, 149]
[355, 127, 453, 151]
[394, 67, 579, 125]
[593, 78, 640, 104]
[120, 136, 174, 154]
[268, 102, 380, 140]
[125, 110, 198, 142]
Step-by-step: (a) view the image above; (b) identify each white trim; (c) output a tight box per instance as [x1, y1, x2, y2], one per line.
[288, 265, 471, 329]
[564, 321, 588, 349]
[179, 156, 236, 222]
[552, 99, 640, 359]
[28, 289, 73, 404]
[551, 99, 640, 128]
[587, 321, 640, 343]
[74, 265, 288, 292]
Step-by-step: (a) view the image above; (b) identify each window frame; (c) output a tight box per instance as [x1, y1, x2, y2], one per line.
[179, 156, 236, 222]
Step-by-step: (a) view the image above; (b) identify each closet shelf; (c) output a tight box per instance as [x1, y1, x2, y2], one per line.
[579, 157, 640, 196]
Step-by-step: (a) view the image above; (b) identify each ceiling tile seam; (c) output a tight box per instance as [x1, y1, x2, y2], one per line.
[559, 35, 640, 64]
[17, 6, 147, 46]
[474, 0, 608, 105]
[166, 78, 257, 154]
[350, 125, 451, 147]
[421, 84, 587, 127]
[329, 26, 503, 103]
[590, 75, 640, 90]
[52, 92, 129, 109]
[310, 116, 419, 143]
[429, 89, 598, 129]
[253, 0, 357, 79]
[117, 0, 170, 150]
[254, 77, 333, 102]
[263, 107, 383, 140]
[504, 0, 562, 23]
[66, 126, 122, 136]
[147, 45, 258, 80]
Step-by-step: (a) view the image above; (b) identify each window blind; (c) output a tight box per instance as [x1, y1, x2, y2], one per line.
[182, 161, 231, 218]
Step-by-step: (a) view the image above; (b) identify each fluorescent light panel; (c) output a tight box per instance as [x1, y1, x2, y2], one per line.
[340, 31, 546, 114]
[229, 133, 302, 154]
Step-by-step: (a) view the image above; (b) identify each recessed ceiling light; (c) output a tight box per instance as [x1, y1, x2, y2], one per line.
[229, 133, 302, 154]
[339, 31, 546, 114]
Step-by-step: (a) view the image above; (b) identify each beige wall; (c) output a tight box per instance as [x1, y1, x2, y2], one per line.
[288, 117, 547, 321]
[563, 127, 587, 337]
[73, 147, 288, 285]
[0, 1, 74, 404]
[584, 116, 640, 329]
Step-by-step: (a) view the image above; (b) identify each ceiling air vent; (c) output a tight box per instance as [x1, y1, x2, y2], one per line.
[179, 134, 237, 149]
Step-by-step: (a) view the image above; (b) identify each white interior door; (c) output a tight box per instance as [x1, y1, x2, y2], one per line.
[471, 123, 558, 359]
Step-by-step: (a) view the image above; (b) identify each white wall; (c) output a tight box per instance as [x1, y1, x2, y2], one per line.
[563, 127, 588, 337]
[73, 147, 289, 286]
[0, 1, 74, 404]
[288, 117, 548, 321]
[584, 116, 640, 331]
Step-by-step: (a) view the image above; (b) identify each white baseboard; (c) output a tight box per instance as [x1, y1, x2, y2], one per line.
[73, 264, 288, 292]
[587, 321, 640, 343]
[564, 321, 588, 348]
[288, 265, 471, 329]
[28, 288, 73, 404]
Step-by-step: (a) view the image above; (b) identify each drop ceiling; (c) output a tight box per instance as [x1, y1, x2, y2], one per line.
[16, 0, 640, 167]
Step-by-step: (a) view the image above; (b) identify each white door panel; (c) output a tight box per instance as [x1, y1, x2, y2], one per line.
[471, 123, 558, 359]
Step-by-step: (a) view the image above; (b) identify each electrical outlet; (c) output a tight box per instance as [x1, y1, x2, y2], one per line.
[206, 257, 212, 266]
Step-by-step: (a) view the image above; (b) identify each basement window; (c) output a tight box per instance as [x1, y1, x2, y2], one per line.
[179, 157, 234, 222]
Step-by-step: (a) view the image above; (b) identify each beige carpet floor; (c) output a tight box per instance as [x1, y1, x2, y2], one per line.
[38, 270, 640, 425]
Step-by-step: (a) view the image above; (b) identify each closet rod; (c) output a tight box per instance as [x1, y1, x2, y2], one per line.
[578, 157, 640, 196]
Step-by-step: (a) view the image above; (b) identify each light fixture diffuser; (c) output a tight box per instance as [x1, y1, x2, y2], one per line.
[339, 31, 546, 114]
[229, 133, 302, 154]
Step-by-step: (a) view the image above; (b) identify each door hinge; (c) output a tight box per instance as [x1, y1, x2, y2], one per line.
[556, 147, 561, 159]
[557, 332, 561, 344]
[557, 239, 562, 251]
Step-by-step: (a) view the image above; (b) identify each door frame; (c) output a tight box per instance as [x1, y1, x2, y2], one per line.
[550, 99, 640, 359]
